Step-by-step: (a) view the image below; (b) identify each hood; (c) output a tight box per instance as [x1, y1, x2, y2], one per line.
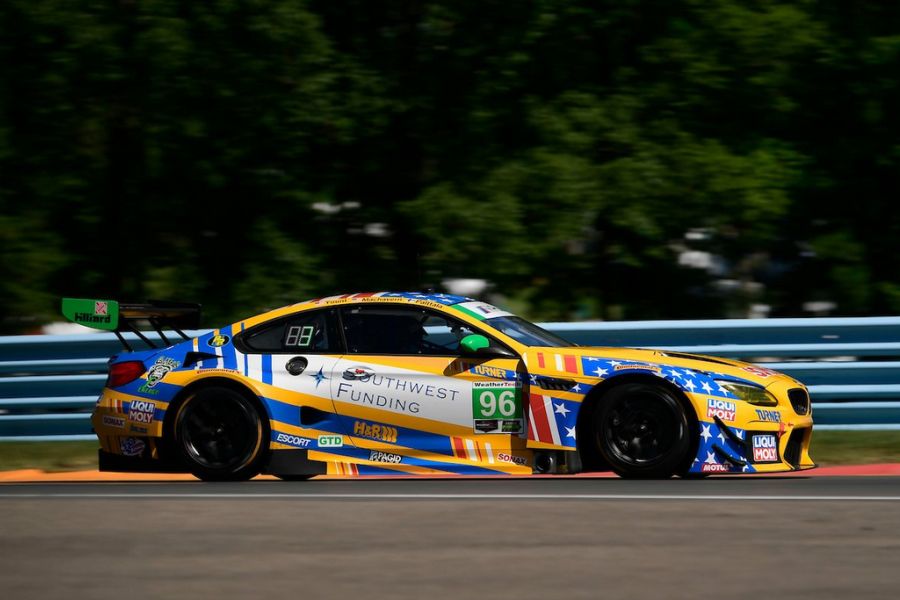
[526, 346, 800, 388]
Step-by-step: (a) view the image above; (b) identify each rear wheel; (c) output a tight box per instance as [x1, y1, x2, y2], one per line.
[591, 382, 691, 479]
[173, 386, 268, 481]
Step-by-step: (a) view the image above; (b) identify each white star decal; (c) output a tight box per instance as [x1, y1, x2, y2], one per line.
[529, 374, 538, 384]
[554, 403, 571, 417]
[704, 451, 717, 464]
[565, 425, 577, 439]
[701, 381, 713, 394]
[610, 360, 622, 367]
[700, 424, 712, 443]
[717, 384, 729, 394]
[585, 357, 603, 362]
[735, 430, 744, 440]
[682, 369, 694, 377]
[593, 367, 608, 377]
[683, 379, 696, 391]
[742, 464, 752, 473]
[669, 369, 681, 378]
[717, 432, 726, 444]
[571, 383, 582, 393]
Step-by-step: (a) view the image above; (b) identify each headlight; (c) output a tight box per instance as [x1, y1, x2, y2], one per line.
[715, 381, 777, 406]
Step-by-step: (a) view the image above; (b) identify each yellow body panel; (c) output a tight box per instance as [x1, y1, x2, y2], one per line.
[94, 293, 815, 477]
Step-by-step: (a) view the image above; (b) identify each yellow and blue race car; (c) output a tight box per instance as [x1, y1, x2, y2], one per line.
[62, 292, 814, 480]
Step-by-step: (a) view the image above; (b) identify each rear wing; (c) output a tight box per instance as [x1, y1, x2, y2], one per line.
[61, 298, 201, 351]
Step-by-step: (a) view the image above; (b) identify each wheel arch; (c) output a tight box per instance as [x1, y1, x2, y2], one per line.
[575, 372, 701, 470]
[162, 376, 273, 452]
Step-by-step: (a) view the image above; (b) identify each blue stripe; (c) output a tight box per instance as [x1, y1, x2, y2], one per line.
[264, 402, 505, 472]
[265, 398, 300, 425]
[196, 331, 218, 368]
[264, 397, 347, 447]
[221, 325, 237, 371]
[335, 413, 454, 457]
[401, 453, 507, 475]
[261, 354, 273, 385]
[265, 398, 454, 455]
[318, 445, 506, 475]
[241, 323, 248, 377]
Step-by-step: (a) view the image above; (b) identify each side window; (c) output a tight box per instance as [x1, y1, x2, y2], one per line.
[241, 309, 340, 353]
[421, 314, 479, 351]
[340, 305, 481, 355]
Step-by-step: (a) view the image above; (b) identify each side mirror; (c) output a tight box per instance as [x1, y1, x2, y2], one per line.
[460, 334, 491, 354]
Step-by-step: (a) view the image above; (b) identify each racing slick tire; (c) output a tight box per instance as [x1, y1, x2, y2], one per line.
[172, 385, 268, 481]
[591, 382, 692, 479]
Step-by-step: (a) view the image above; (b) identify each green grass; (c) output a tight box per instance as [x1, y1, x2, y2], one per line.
[0, 441, 99, 472]
[809, 431, 900, 466]
[0, 432, 898, 472]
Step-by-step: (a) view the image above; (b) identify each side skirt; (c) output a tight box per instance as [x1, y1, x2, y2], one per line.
[98, 450, 187, 473]
[264, 449, 328, 477]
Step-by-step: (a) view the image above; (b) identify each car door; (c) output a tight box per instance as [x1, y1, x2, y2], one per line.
[332, 303, 526, 471]
[237, 308, 350, 449]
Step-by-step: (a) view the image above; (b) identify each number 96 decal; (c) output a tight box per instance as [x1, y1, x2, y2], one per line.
[471, 382, 524, 435]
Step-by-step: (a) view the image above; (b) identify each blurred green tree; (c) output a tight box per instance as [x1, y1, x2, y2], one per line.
[1, 0, 899, 331]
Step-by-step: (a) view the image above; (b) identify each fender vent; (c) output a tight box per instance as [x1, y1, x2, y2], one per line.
[183, 352, 219, 368]
[299, 406, 329, 426]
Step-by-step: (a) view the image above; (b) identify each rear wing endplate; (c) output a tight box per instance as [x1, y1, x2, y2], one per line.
[61, 298, 201, 351]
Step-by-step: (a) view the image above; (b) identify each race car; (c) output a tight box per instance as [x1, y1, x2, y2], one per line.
[62, 292, 815, 481]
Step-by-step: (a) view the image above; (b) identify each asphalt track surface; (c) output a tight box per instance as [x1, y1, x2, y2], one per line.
[2, 477, 899, 599]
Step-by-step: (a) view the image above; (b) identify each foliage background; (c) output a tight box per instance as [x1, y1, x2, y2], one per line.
[2, 0, 899, 331]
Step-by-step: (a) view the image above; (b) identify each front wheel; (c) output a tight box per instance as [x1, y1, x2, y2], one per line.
[591, 382, 692, 479]
[172, 386, 268, 481]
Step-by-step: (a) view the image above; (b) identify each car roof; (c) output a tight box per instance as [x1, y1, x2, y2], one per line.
[305, 292, 474, 306]
[238, 291, 482, 330]
[232, 292, 511, 340]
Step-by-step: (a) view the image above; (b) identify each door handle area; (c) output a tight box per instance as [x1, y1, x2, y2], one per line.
[286, 356, 308, 376]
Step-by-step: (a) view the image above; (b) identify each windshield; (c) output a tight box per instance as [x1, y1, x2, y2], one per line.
[484, 316, 576, 347]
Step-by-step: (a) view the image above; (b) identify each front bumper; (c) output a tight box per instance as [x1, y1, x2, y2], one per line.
[688, 382, 815, 475]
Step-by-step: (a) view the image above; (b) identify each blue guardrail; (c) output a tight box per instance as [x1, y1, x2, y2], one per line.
[2, 316, 900, 441]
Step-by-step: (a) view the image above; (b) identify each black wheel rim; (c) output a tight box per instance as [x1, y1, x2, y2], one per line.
[179, 394, 259, 470]
[601, 390, 681, 467]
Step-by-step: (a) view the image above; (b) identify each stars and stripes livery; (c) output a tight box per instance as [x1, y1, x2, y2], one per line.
[527, 394, 579, 448]
[82, 291, 815, 480]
